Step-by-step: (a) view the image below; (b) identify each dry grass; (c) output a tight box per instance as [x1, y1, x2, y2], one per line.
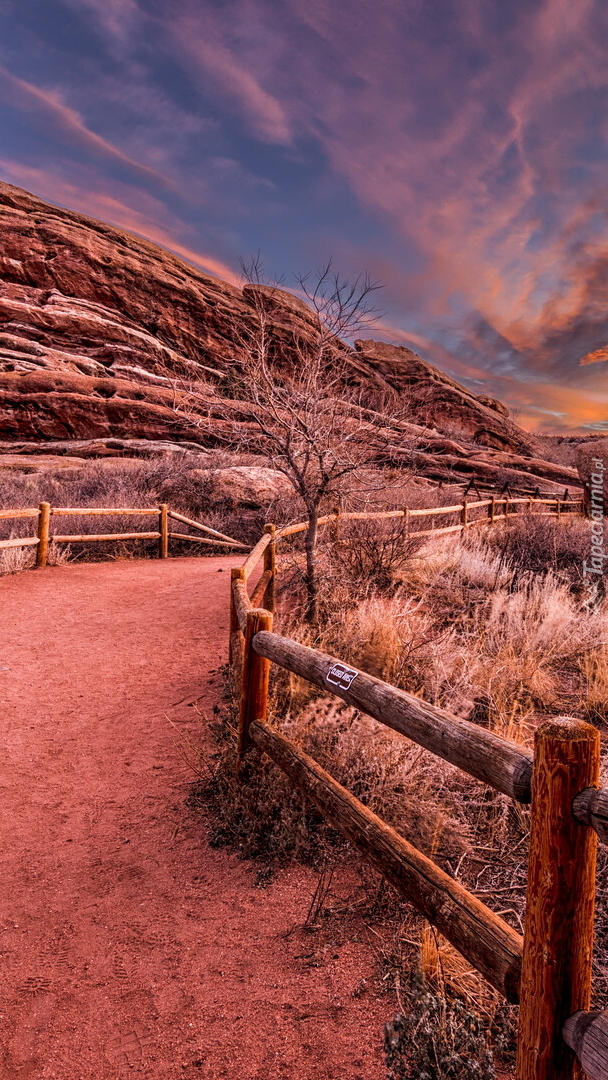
[197, 505, 608, 1076]
[0, 545, 37, 575]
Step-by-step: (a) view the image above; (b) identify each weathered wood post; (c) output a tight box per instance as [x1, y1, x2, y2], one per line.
[237, 607, 273, 769]
[489, 495, 496, 524]
[229, 566, 246, 664]
[36, 502, 51, 568]
[403, 506, 409, 533]
[263, 523, 276, 612]
[516, 717, 600, 1080]
[331, 505, 342, 544]
[557, 498, 562, 519]
[159, 504, 169, 559]
[460, 497, 468, 529]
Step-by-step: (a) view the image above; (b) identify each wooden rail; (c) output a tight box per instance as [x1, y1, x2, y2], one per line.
[274, 495, 583, 539]
[0, 536, 40, 550]
[229, 492, 586, 686]
[565, 1011, 608, 1080]
[0, 502, 247, 566]
[249, 715, 523, 1001]
[253, 631, 534, 800]
[229, 495, 607, 1080]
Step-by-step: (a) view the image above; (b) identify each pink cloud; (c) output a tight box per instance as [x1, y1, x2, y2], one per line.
[61, 0, 141, 44]
[224, 0, 608, 355]
[0, 65, 176, 191]
[169, 9, 292, 145]
[580, 346, 608, 365]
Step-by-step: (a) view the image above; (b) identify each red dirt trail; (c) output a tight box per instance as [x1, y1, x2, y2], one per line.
[0, 557, 388, 1079]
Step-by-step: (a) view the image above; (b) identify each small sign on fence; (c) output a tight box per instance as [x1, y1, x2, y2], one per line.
[326, 663, 359, 691]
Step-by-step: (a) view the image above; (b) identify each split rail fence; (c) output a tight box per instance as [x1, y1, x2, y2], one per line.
[0, 501, 249, 565]
[0, 489, 583, 569]
[229, 498, 608, 1080]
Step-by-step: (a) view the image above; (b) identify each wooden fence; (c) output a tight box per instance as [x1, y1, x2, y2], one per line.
[0, 488, 584, 570]
[0, 502, 248, 565]
[229, 499, 608, 1080]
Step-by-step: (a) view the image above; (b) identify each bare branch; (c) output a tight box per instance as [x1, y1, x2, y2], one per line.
[160, 258, 412, 620]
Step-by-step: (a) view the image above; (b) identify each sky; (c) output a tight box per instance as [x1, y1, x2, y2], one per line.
[1, 0, 608, 432]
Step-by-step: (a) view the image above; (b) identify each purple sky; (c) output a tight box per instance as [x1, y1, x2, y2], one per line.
[2, 0, 608, 431]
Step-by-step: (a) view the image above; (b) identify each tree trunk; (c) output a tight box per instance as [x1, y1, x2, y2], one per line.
[304, 508, 319, 622]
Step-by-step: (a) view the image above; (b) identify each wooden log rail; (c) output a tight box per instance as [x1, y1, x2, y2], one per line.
[274, 496, 583, 539]
[51, 530, 161, 542]
[249, 715, 523, 1001]
[167, 509, 248, 548]
[238, 630, 608, 1077]
[249, 631, 608, 838]
[253, 630, 534, 800]
[229, 491, 586, 678]
[0, 488, 585, 562]
[564, 1011, 608, 1080]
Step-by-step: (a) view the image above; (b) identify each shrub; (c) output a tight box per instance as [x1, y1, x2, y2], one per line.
[485, 512, 591, 584]
[330, 516, 428, 593]
[384, 974, 496, 1080]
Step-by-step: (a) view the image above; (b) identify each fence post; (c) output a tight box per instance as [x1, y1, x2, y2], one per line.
[461, 497, 468, 529]
[489, 495, 496, 524]
[263, 523, 276, 612]
[329, 506, 342, 545]
[557, 498, 562, 519]
[403, 506, 409, 533]
[36, 502, 50, 568]
[229, 566, 246, 664]
[159, 504, 169, 559]
[516, 717, 600, 1080]
[237, 607, 273, 769]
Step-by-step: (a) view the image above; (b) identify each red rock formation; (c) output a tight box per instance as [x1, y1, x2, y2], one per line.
[351, 340, 533, 454]
[0, 181, 580, 493]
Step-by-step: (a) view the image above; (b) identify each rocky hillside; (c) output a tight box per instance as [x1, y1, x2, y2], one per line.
[0, 181, 580, 494]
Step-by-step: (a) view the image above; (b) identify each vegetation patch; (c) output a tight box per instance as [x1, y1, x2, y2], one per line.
[196, 511, 608, 1077]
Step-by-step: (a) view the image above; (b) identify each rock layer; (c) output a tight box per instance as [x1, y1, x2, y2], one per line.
[351, 340, 532, 454]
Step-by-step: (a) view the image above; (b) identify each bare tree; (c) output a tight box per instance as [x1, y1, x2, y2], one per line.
[163, 259, 415, 621]
[225, 261, 390, 619]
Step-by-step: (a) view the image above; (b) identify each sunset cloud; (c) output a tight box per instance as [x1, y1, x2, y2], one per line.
[168, 7, 292, 145]
[1, 0, 608, 428]
[580, 347, 608, 365]
[0, 65, 176, 191]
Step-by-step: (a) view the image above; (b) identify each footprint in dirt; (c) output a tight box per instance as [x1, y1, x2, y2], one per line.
[106, 1024, 154, 1068]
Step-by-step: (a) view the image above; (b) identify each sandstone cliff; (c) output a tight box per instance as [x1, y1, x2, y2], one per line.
[0, 181, 579, 494]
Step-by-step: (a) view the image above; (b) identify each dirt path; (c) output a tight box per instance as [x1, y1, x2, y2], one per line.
[0, 557, 388, 1079]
